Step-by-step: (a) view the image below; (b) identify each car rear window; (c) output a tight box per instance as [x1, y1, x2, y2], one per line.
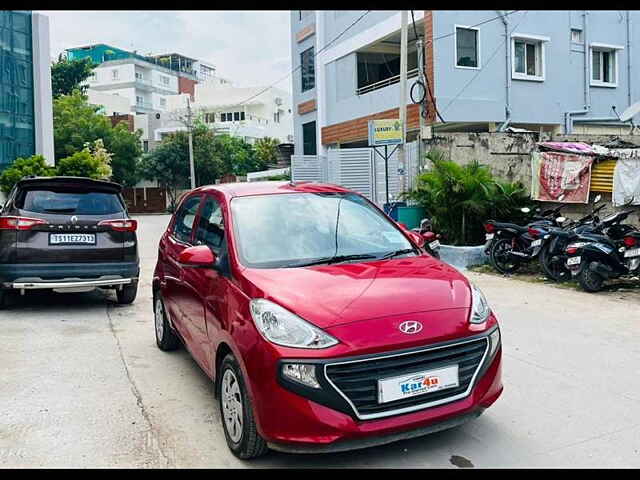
[16, 189, 125, 215]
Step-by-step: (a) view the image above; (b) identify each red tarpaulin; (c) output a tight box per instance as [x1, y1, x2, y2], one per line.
[532, 151, 593, 203]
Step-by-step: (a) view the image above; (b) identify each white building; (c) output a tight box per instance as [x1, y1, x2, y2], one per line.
[156, 83, 294, 145]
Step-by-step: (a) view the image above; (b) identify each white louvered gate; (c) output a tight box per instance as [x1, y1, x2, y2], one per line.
[327, 148, 375, 201]
[290, 155, 327, 183]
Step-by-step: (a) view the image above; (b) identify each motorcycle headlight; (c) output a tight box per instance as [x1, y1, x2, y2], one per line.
[470, 283, 491, 324]
[249, 299, 339, 349]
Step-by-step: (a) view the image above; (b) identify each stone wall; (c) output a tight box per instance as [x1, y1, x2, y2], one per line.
[422, 132, 640, 226]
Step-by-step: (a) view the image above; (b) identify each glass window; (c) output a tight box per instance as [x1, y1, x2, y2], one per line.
[18, 189, 125, 215]
[513, 39, 543, 78]
[302, 121, 316, 155]
[234, 112, 240, 121]
[571, 29, 583, 43]
[173, 195, 202, 243]
[240, 111, 245, 121]
[111, 69, 119, 80]
[592, 48, 617, 85]
[301, 47, 315, 92]
[195, 196, 225, 251]
[456, 27, 478, 68]
[230, 192, 414, 269]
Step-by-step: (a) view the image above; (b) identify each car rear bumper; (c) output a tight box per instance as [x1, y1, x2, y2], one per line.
[0, 262, 139, 288]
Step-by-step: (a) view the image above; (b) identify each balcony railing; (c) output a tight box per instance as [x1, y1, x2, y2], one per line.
[356, 68, 419, 96]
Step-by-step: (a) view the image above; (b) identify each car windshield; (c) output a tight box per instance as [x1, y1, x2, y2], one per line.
[230, 192, 415, 268]
[17, 189, 124, 215]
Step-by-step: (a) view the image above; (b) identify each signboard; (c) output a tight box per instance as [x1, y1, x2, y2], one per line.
[531, 151, 593, 203]
[368, 119, 403, 146]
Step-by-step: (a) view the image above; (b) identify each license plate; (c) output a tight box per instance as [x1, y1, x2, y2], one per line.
[378, 365, 459, 404]
[49, 233, 96, 245]
[531, 239, 542, 247]
[485, 233, 494, 240]
[624, 248, 640, 258]
[567, 256, 581, 266]
[429, 240, 440, 250]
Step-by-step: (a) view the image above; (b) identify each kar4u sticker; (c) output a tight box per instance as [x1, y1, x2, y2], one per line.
[400, 374, 443, 395]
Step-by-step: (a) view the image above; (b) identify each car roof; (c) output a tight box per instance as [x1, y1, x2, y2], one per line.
[16, 176, 122, 193]
[194, 181, 353, 199]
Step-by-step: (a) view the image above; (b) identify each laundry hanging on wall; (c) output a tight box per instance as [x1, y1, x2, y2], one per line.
[612, 157, 640, 206]
[531, 151, 593, 203]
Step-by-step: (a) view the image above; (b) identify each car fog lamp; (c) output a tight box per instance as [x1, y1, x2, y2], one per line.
[282, 363, 320, 388]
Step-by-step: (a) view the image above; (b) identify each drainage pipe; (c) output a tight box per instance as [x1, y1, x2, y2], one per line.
[627, 11, 632, 108]
[564, 10, 591, 134]
[497, 11, 511, 132]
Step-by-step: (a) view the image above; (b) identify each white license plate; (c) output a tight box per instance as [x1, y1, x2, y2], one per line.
[485, 233, 494, 240]
[49, 233, 96, 245]
[531, 239, 542, 247]
[429, 240, 440, 250]
[378, 365, 459, 404]
[567, 256, 581, 266]
[624, 248, 640, 258]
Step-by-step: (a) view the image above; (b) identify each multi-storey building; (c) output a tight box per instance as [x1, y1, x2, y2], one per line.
[290, 10, 640, 156]
[0, 10, 54, 173]
[156, 82, 294, 145]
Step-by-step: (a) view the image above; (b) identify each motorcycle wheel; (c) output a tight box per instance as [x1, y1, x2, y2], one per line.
[490, 238, 521, 274]
[539, 243, 570, 282]
[579, 265, 604, 292]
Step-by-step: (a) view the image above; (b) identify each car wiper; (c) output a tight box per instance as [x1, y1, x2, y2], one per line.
[379, 248, 416, 260]
[285, 253, 380, 268]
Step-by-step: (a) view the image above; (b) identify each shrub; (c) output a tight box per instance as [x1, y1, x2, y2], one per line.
[403, 149, 532, 245]
[57, 139, 113, 180]
[0, 155, 56, 194]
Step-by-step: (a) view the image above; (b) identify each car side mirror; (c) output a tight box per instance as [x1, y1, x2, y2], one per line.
[178, 245, 217, 268]
[396, 222, 408, 230]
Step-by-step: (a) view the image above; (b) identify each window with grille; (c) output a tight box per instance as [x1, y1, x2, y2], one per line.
[301, 47, 315, 92]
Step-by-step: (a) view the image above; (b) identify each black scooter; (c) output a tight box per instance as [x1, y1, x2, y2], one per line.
[565, 208, 639, 292]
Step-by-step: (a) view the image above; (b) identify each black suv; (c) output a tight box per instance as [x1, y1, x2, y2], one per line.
[0, 176, 139, 308]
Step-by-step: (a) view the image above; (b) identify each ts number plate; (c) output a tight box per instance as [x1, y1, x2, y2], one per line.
[49, 233, 96, 245]
[531, 239, 542, 247]
[567, 256, 581, 266]
[624, 248, 640, 258]
[429, 240, 440, 250]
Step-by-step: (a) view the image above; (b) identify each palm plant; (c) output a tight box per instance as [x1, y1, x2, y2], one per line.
[404, 149, 531, 245]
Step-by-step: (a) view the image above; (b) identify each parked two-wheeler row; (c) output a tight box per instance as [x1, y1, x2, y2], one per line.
[483, 195, 640, 292]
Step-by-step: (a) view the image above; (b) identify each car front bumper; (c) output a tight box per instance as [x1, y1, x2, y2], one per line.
[245, 334, 503, 453]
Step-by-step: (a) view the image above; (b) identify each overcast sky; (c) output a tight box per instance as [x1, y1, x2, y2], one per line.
[38, 10, 292, 93]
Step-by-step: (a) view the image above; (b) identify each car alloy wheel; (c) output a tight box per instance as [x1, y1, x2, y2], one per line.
[154, 297, 164, 341]
[221, 369, 244, 444]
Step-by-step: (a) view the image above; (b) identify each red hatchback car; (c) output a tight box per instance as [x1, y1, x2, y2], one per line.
[153, 181, 502, 459]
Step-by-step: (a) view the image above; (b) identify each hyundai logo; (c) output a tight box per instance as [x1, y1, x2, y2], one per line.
[399, 321, 423, 334]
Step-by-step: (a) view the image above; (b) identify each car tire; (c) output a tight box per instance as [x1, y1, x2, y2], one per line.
[218, 353, 268, 459]
[579, 266, 604, 292]
[0, 289, 7, 310]
[154, 294, 180, 351]
[116, 281, 138, 304]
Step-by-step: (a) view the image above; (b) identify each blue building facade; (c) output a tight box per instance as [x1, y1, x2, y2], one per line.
[291, 10, 640, 155]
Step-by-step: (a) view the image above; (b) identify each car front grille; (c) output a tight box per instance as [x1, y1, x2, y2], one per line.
[324, 337, 488, 420]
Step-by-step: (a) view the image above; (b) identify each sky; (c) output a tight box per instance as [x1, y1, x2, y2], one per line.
[37, 10, 293, 93]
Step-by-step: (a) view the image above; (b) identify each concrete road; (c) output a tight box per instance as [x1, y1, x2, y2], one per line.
[1, 214, 639, 468]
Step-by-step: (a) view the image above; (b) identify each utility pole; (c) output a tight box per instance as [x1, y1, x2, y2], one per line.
[397, 10, 408, 196]
[416, 35, 425, 170]
[186, 97, 196, 189]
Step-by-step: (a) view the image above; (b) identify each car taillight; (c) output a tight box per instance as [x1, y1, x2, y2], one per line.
[98, 219, 138, 232]
[528, 226, 541, 237]
[0, 216, 48, 230]
[484, 223, 495, 233]
[623, 236, 637, 248]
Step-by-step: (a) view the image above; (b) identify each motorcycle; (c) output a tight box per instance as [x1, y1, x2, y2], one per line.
[564, 205, 639, 292]
[483, 205, 567, 274]
[412, 217, 441, 259]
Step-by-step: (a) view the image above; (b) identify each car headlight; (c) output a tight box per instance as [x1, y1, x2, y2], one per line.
[470, 283, 491, 324]
[281, 363, 320, 388]
[249, 299, 339, 349]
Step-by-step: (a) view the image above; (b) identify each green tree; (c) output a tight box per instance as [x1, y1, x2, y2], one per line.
[138, 142, 190, 211]
[57, 139, 113, 180]
[53, 91, 142, 186]
[0, 155, 56, 194]
[51, 54, 96, 98]
[403, 149, 531, 245]
[254, 137, 280, 168]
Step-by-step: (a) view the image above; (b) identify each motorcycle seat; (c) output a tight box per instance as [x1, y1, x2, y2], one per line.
[492, 222, 529, 233]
